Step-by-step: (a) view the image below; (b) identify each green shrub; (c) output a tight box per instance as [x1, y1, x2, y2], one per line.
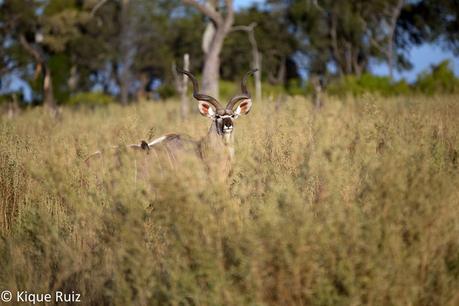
[286, 79, 305, 96]
[219, 79, 238, 100]
[206, 80, 288, 100]
[66, 92, 115, 107]
[157, 83, 176, 100]
[327, 74, 411, 96]
[414, 60, 459, 95]
[0, 94, 13, 105]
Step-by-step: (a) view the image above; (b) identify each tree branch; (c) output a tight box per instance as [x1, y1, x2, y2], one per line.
[0, 62, 17, 77]
[182, 0, 222, 25]
[390, 0, 404, 27]
[224, 0, 234, 17]
[90, 0, 109, 17]
[231, 22, 257, 33]
[223, 0, 234, 31]
[19, 34, 44, 63]
[311, 0, 325, 12]
[370, 36, 388, 56]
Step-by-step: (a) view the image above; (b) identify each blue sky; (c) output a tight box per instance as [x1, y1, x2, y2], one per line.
[235, 0, 459, 81]
[235, 0, 265, 9]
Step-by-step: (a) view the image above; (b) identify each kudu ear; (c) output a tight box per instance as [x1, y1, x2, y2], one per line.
[198, 100, 217, 118]
[234, 98, 252, 117]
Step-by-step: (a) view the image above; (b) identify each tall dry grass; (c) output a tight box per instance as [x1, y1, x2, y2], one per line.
[0, 95, 458, 305]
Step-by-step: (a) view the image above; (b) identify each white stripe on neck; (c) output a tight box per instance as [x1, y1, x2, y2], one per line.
[148, 135, 167, 147]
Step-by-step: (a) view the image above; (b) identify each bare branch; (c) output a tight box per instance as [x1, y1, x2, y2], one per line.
[231, 22, 257, 33]
[230, 22, 261, 101]
[311, 0, 324, 12]
[182, 0, 222, 25]
[90, 0, 109, 17]
[0, 59, 17, 76]
[223, 0, 235, 31]
[390, 0, 404, 28]
[224, 0, 234, 16]
[19, 34, 44, 63]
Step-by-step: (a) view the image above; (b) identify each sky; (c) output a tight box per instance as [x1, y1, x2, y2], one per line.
[235, 0, 459, 82]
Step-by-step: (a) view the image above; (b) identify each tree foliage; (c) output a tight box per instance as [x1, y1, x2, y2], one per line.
[0, 0, 457, 105]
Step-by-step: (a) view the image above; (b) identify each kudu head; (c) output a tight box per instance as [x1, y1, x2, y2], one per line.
[177, 68, 257, 139]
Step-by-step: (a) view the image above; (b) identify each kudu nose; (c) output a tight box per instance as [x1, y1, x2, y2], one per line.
[222, 117, 233, 133]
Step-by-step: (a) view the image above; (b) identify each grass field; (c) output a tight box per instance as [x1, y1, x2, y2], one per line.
[1, 95, 459, 305]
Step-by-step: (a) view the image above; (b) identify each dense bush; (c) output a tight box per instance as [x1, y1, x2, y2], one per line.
[66, 91, 116, 107]
[1, 95, 459, 305]
[324, 61, 459, 97]
[414, 60, 459, 95]
[5, 65, 458, 107]
[326, 74, 411, 96]
[156, 83, 176, 100]
[221, 79, 292, 100]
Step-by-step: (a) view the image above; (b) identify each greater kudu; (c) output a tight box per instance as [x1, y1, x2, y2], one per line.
[86, 69, 257, 181]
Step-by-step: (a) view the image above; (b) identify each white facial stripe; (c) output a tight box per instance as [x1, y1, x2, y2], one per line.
[219, 115, 233, 118]
[148, 135, 167, 147]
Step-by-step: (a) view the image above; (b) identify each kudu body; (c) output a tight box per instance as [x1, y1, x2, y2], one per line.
[86, 69, 256, 181]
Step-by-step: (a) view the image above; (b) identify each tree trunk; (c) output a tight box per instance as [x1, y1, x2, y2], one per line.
[185, 0, 234, 98]
[387, 0, 404, 80]
[248, 27, 261, 101]
[231, 23, 261, 101]
[173, 54, 190, 120]
[43, 64, 56, 110]
[7, 94, 20, 119]
[311, 75, 323, 110]
[180, 54, 190, 119]
[268, 56, 285, 85]
[202, 34, 222, 98]
[387, 43, 394, 80]
[19, 34, 57, 112]
[344, 42, 352, 75]
[119, 0, 135, 105]
[202, 18, 233, 98]
[254, 53, 262, 102]
[330, 11, 343, 77]
[136, 72, 149, 101]
[352, 48, 364, 77]
[119, 69, 130, 105]
[67, 65, 79, 92]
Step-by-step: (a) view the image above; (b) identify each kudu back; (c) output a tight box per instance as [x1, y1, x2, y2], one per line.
[86, 68, 257, 182]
